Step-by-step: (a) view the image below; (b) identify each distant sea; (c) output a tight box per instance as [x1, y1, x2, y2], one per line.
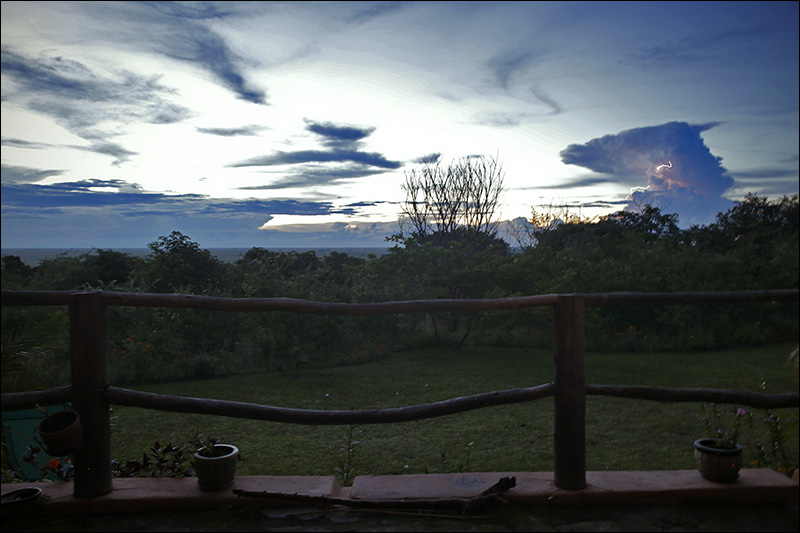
[1, 247, 390, 267]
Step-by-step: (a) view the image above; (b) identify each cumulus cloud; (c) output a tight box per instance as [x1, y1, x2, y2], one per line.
[560, 121, 735, 225]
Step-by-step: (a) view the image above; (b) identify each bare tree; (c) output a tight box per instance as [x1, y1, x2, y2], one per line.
[399, 155, 505, 247]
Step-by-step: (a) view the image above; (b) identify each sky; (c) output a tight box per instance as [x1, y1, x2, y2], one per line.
[1, 1, 798, 250]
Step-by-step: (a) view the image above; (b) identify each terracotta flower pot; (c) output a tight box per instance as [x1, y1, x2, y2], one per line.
[694, 438, 743, 483]
[193, 444, 239, 491]
[37, 410, 82, 456]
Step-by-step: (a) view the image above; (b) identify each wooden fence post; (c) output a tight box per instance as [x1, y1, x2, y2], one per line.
[69, 291, 112, 498]
[553, 295, 587, 490]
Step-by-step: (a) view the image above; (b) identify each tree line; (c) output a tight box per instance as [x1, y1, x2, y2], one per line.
[2, 158, 797, 386]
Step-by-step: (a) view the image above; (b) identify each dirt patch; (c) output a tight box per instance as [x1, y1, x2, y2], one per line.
[4, 501, 798, 532]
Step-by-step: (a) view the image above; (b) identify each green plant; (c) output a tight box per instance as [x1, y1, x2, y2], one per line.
[739, 377, 799, 478]
[335, 425, 361, 486]
[191, 434, 228, 458]
[111, 441, 193, 478]
[701, 403, 745, 449]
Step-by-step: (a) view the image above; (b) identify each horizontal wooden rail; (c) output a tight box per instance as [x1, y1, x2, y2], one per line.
[1, 290, 75, 306]
[3, 288, 797, 312]
[98, 291, 562, 313]
[0, 386, 72, 411]
[5, 383, 796, 418]
[586, 384, 799, 409]
[579, 289, 799, 306]
[102, 383, 556, 424]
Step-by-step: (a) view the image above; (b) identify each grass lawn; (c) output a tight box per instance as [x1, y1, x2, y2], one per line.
[109, 342, 799, 481]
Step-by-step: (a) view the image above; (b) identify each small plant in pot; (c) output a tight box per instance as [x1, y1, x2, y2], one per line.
[191, 436, 239, 491]
[695, 403, 744, 483]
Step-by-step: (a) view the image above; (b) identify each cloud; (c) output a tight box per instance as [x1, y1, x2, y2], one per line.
[230, 150, 402, 169]
[530, 86, 562, 115]
[535, 174, 621, 190]
[144, 1, 239, 20]
[487, 51, 539, 90]
[413, 153, 442, 164]
[304, 120, 377, 149]
[0, 178, 354, 215]
[560, 121, 735, 226]
[229, 120, 402, 174]
[621, 27, 769, 68]
[72, 142, 139, 166]
[1, 136, 138, 167]
[1, 47, 190, 163]
[1, 138, 53, 150]
[1, 164, 65, 184]
[0, 177, 375, 247]
[196, 125, 267, 136]
[131, 2, 267, 104]
[238, 166, 388, 190]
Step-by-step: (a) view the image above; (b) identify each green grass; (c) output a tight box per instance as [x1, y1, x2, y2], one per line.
[109, 342, 799, 480]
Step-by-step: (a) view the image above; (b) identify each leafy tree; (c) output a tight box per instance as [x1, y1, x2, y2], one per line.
[134, 231, 228, 293]
[1, 255, 34, 289]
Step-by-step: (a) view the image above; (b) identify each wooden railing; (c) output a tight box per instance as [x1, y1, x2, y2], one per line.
[1, 289, 798, 499]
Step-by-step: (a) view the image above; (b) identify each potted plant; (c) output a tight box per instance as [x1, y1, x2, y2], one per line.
[36, 409, 82, 456]
[192, 437, 239, 491]
[695, 403, 744, 483]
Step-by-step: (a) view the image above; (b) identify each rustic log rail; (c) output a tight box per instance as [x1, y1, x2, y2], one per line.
[1, 289, 798, 499]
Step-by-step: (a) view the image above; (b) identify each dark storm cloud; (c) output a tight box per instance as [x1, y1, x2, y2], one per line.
[197, 125, 267, 137]
[1, 165, 65, 184]
[560, 121, 735, 226]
